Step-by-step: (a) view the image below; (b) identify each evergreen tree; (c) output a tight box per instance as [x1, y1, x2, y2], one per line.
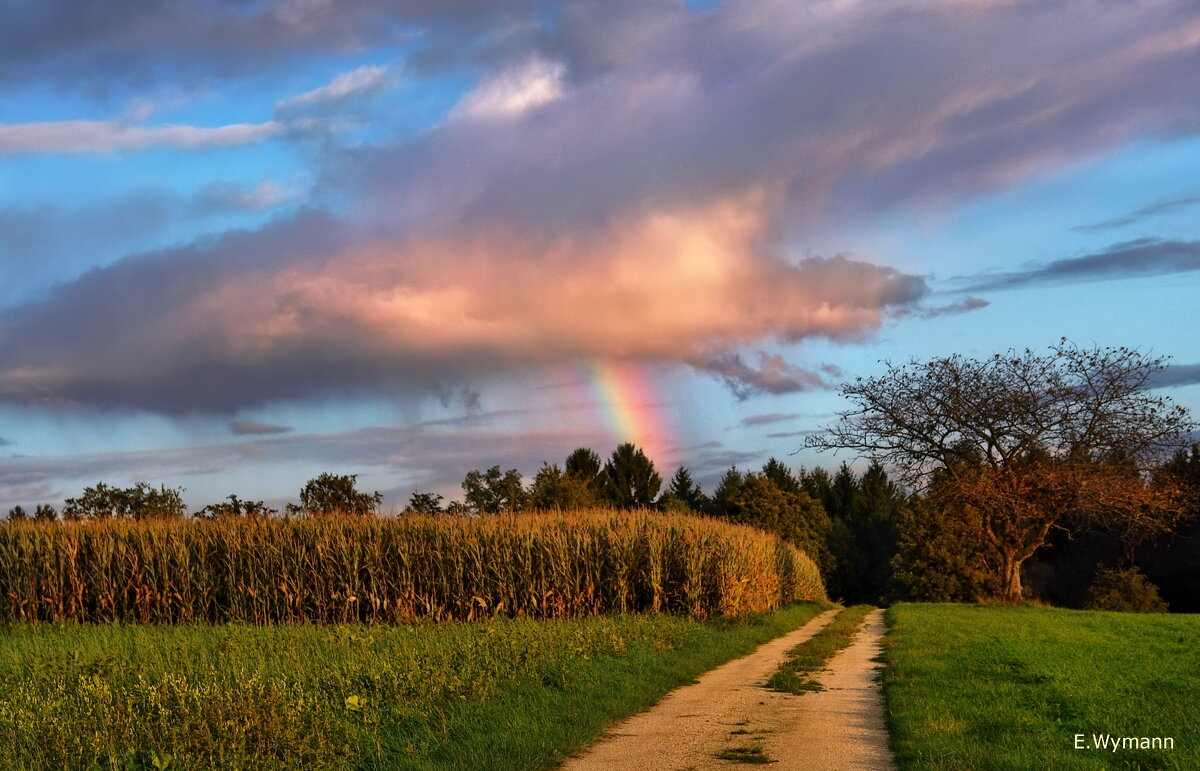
[709, 467, 745, 516]
[659, 466, 707, 512]
[599, 443, 662, 508]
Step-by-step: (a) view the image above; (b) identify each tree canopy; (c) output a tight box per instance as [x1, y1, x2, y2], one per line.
[809, 342, 1193, 601]
[600, 442, 662, 508]
[289, 473, 382, 517]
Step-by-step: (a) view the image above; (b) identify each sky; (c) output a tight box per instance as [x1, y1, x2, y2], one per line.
[2, 0, 1199, 513]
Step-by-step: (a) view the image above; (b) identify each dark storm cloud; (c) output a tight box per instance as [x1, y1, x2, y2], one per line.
[960, 238, 1200, 291]
[1073, 194, 1200, 232]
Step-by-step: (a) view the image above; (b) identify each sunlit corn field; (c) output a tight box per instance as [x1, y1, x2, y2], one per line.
[0, 510, 824, 624]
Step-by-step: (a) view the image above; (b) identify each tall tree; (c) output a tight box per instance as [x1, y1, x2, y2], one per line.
[404, 491, 444, 515]
[659, 466, 707, 513]
[462, 466, 528, 514]
[198, 495, 275, 519]
[762, 458, 803, 496]
[710, 467, 746, 516]
[809, 342, 1193, 601]
[63, 482, 187, 520]
[711, 470, 833, 576]
[289, 473, 382, 517]
[565, 447, 603, 483]
[528, 462, 598, 510]
[600, 443, 662, 508]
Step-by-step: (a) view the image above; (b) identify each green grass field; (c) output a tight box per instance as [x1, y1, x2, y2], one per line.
[0, 602, 827, 770]
[883, 603, 1200, 770]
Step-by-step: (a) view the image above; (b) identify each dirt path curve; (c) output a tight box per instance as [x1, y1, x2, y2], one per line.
[559, 607, 895, 771]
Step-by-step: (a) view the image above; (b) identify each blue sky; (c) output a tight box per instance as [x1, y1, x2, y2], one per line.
[1, 0, 1198, 512]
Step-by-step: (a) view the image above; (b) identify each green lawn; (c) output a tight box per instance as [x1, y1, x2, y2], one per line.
[0, 602, 827, 770]
[883, 603, 1200, 770]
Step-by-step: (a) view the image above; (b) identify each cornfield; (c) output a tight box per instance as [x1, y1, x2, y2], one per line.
[0, 510, 824, 623]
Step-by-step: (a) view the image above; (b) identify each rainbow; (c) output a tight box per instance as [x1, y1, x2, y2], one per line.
[563, 359, 675, 466]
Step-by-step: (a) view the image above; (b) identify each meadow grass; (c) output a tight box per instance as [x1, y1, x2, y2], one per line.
[882, 603, 1200, 770]
[0, 602, 827, 770]
[765, 603, 873, 694]
[0, 511, 823, 624]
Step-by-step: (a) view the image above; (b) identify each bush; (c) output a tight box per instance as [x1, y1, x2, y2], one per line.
[1084, 566, 1169, 613]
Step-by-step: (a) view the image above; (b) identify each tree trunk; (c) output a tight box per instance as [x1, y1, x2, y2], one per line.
[1000, 552, 1024, 602]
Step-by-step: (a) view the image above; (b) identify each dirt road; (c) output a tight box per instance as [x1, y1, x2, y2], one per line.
[560, 607, 895, 770]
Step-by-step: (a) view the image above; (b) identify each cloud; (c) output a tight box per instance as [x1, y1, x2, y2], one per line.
[196, 180, 301, 212]
[1149, 363, 1200, 390]
[0, 182, 300, 306]
[332, 0, 1200, 237]
[278, 64, 392, 112]
[738, 413, 802, 428]
[700, 352, 831, 400]
[229, 420, 293, 436]
[452, 57, 565, 120]
[1073, 194, 1200, 232]
[0, 0, 543, 91]
[765, 430, 817, 439]
[0, 198, 925, 413]
[896, 296, 990, 319]
[6, 1, 1200, 415]
[0, 120, 279, 155]
[960, 238, 1200, 291]
[0, 436, 12, 446]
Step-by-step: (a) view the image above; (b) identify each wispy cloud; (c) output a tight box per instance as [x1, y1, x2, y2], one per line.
[895, 296, 991, 319]
[958, 239, 1200, 291]
[765, 430, 817, 439]
[738, 413, 802, 428]
[276, 64, 393, 115]
[1073, 194, 1200, 232]
[1149, 363, 1200, 390]
[0, 120, 279, 155]
[229, 420, 293, 436]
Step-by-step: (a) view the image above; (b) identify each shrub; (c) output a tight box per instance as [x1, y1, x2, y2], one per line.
[1084, 566, 1169, 613]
